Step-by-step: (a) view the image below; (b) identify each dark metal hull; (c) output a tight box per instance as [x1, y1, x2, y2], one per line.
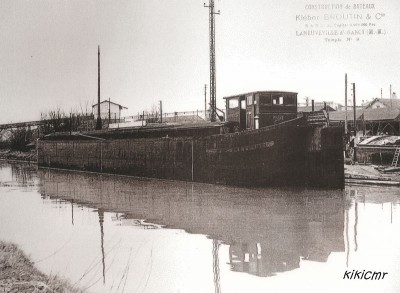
[37, 118, 344, 188]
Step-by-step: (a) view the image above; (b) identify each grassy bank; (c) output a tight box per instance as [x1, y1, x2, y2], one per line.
[0, 241, 81, 293]
[0, 149, 37, 162]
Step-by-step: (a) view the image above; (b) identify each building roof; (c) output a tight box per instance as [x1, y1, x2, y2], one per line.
[92, 100, 128, 109]
[329, 108, 400, 122]
[223, 91, 297, 99]
[298, 105, 335, 113]
[361, 107, 400, 121]
[328, 110, 362, 122]
[365, 98, 400, 109]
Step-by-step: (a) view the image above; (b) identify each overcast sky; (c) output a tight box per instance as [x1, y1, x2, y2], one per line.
[0, 0, 399, 123]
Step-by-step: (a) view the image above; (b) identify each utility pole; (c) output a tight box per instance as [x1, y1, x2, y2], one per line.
[108, 97, 111, 123]
[96, 46, 102, 130]
[159, 100, 163, 123]
[204, 1, 220, 122]
[345, 74, 348, 135]
[70, 113, 72, 136]
[352, 83, 356, 136]
[204, 84, 207, 121]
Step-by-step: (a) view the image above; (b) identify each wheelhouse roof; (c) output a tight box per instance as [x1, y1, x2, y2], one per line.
[223, 91, 298, 99]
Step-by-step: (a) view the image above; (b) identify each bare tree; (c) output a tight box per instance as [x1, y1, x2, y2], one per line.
[40, 104, 95, 135]
[9, 127, 34, 151]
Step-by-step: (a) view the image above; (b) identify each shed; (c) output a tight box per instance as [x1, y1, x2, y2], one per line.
[92, 100, 128, 121]
[329, 108, 400, 135]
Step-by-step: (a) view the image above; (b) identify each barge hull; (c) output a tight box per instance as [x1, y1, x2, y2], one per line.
[37, 119, 344, 188]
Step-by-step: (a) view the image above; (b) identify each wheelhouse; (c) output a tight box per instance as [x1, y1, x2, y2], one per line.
[224, 91, 298, 130]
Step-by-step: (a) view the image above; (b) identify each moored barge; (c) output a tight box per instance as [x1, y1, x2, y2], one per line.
[37, 91, 344, 188]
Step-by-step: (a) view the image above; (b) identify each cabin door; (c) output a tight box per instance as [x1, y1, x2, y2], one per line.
[239, 98, 246, 130]
[246, 112, 253, 129]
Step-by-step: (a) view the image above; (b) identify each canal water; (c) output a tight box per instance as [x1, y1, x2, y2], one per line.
[0, 162, 399, 293]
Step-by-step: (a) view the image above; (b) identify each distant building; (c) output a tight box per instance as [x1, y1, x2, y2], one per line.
[329, 107, 400, 135]
[298, 105, 336, 113]
[298, 101, 344, 111]
[92, 100, 127, 121]
[319, 101, 343, 111]
[365, 98, 400, 109]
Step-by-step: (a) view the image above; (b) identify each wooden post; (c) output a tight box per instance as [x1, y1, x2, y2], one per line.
[352, 83, 357, 162]
[353, 83, 356, 136]
[204, 84, 207, 121]
[160, 100, 163, 123]
[362, 112, 366, 136]
[100, 142, 103, 172]
[327, 106, 330, 126]
[108, 98, 111, 124]
[191, 139, 194, 181]
[96, 46, 102, 130]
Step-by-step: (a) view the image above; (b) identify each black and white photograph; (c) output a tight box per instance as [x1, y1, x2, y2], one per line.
[0, 0, 399, 292]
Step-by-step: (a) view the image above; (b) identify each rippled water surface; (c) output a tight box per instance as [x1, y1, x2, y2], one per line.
[0, 162, 399, 292]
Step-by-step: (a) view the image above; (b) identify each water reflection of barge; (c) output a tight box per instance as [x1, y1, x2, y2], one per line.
[38, 167, 345, 277]
[37, 91, 344, 188]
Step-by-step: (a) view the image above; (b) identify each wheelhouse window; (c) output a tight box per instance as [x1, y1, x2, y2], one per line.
[272, 95, 284, 105]
[259, 95, 271, 105]
[240, 100, 246, 109]
[246, 95, 253, 106]
[285, 95, 296, 105]
[228, 99, 239, 109]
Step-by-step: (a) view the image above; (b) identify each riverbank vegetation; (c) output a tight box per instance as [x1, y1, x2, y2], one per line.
[8, 128, 34, 151]
[0, 241, 81, 293]
[0, 149, 37, 162]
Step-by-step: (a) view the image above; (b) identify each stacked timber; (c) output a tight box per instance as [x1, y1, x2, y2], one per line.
[306, 111, 328, 126]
